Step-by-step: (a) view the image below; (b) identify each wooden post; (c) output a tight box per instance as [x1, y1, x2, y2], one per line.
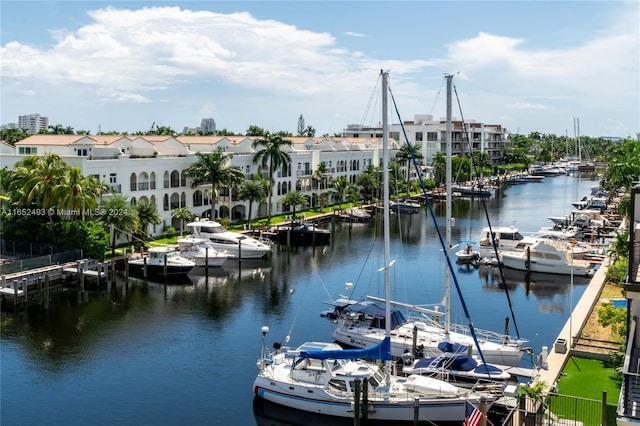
[77, 260, 85, 294]
[361, 377, 369, 421]
[143, 256, 147, 279]
[526, 246, 531, 274]
[163, 253, 167, 278]
[353, 378, 361, 426]
[413, 398, 420, 426]
[480, 396, 488, 426]
[110, 261, 116, 287]
[13, 279, 18, 306]
[23, 278, 28, 305]
[124, 248, 129, 282]
[38, 275, 43, 306]
[44, 274, 50, 310]
[238, 239, 242, 260]
[205, 246, 209, 278]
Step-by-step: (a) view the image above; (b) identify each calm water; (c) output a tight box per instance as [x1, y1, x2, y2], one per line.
[1, 174, 600, 426]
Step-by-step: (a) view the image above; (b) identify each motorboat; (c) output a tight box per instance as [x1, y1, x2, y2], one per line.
[337, 207, 372, 222]
[477, 225, 525, 261]
[128, 246, 196, 276]
[185, 220, 272, 259]
[176, 236, 228, 267]
[499, 240, 595, 277]
[268, 221, 331, 246]
[455, 242, 481, 264]
[391, 200, 420, 214]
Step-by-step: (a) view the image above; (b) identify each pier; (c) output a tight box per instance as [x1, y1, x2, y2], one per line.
[0, 259, 110, 309]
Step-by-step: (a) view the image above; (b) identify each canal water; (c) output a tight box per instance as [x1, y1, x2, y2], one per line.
[1, 174, 600, 425]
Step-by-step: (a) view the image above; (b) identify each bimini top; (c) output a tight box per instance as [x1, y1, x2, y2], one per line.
[300, 337, 391, 361]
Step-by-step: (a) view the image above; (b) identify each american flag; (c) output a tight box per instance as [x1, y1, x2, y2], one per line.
[464, 401, 483, 426]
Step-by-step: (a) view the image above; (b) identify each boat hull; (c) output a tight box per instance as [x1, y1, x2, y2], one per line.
[127, 262, 193, 276]
[253, 378, 467, 422]
[332, 326, 524, 367]
[500, 253, 592, 276]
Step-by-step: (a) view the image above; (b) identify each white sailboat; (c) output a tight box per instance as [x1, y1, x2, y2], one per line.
[326, 74, 529, 367]
[253, 71, 483, 422]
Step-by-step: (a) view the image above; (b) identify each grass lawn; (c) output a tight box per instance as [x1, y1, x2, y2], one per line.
[556, 356, 621, 403]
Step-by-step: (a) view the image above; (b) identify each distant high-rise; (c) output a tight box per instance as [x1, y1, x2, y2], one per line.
[18, 114, 49, 134]
[200, 118, 216, 135]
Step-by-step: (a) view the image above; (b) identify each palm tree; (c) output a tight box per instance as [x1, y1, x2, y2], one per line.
[99, 194, 138, 253]
[135, 199, 163, 241]
[183, 150, 245, 220]
[238, 177, 267, 227]
[395, 143, 423, 195]
[311, 163, 328, 208]
[280, 190, 309, 220]
[331, 176, 350, 210]
[252, 132, 292, 220]
[246, 125, 266, 136]
[10, 153, 66, 212]
[356, 166, 380, 203]
[56, 166, 99, 220]
[171, 206, 195, 235]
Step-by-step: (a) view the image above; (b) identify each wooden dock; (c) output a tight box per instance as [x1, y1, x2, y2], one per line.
[0, 259, 110, 309]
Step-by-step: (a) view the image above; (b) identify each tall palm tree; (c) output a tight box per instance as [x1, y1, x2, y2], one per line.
[356, 166, 380, 203]
[252, 132, 292, 220]
[238, 178, 267, 227]
[311, 163, 328, 208]
[395, 143, 423, 195]
[184, 150, 245, 220]
[171, 206, 195, 235]
[280, 190, 309, 220]
[99, 194, 138, 253]
[56, 166, 99, 220]
[331, 176, 350, 210]
[135, 199, 163, 241]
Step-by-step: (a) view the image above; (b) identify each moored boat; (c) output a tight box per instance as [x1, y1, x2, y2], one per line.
[128, 246, 196, 276]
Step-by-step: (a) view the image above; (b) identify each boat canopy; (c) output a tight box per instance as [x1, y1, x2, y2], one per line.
[341, 301, 407, 330]
[300, 337, 391, 361]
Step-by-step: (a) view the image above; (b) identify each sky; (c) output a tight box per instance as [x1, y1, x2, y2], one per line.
[1, 1, 638, 139]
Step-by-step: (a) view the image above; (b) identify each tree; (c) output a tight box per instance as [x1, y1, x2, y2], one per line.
[395, 143, 423, 194]
[9, 153, 67, 212]
[0, 128, 29, 145]
[252, 132, 292, 220]
[184, 150, 245, 220]
[304, 126, 316, 137]
[135, 199, 163, 241]
[98, 194, 138, 253]
[56, 166, 99, 220]
[281, 190, 308, 220]
[311, 163, 328, 208]
[603, 140, 640, 191]
[246, 125, 266, 136]
[356, 166, 381, 202]
[238, 177, 267, 226]
[297, 114, 305, 136]
[171, 206, 195, 235]
[331, 176, 350, 209]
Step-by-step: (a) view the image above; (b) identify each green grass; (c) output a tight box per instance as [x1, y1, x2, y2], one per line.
[556, 357, 621, 403]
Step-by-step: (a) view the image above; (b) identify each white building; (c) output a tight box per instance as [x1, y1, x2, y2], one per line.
[6, 134, 393, 239]
[18, 114, 49, 135]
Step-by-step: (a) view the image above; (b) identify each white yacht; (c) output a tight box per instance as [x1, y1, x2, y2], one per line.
[128, 246, 195, 276]
[176, 236, 228, 267]
[186, 220, 271, 259]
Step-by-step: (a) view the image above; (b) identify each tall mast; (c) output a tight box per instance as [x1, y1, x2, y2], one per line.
[381, 70, 391, 385]
[444, 74, 453, 335]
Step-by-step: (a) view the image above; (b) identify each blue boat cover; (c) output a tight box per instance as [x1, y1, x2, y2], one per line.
[437, 341, 468, 353]
[299, 337, 391, 361]
[342, 302, 407, 330]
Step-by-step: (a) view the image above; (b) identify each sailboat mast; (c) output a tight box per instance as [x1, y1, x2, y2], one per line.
[381, 71, 391, 383]
[445, 74, 453, 335]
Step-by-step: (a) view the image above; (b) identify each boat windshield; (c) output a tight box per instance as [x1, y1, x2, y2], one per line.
[198, 225, 226, 234]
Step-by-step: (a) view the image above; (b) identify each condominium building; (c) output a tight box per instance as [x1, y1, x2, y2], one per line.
[18, 114, 49, 135]
[7, 134, 391, 240]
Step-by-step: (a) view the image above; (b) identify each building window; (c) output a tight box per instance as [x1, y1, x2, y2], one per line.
[415, 132, 423, 142]
[18, 147, 37, 155]
[427, 132, 438, 141]
[109, 173, 117, 184]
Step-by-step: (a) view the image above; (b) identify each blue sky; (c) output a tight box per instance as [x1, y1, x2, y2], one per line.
[1, 1, 638, 138]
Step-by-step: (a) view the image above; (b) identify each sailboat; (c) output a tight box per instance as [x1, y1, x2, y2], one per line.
[253, 71, 483, 422]
[325, 74, 529, 367]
